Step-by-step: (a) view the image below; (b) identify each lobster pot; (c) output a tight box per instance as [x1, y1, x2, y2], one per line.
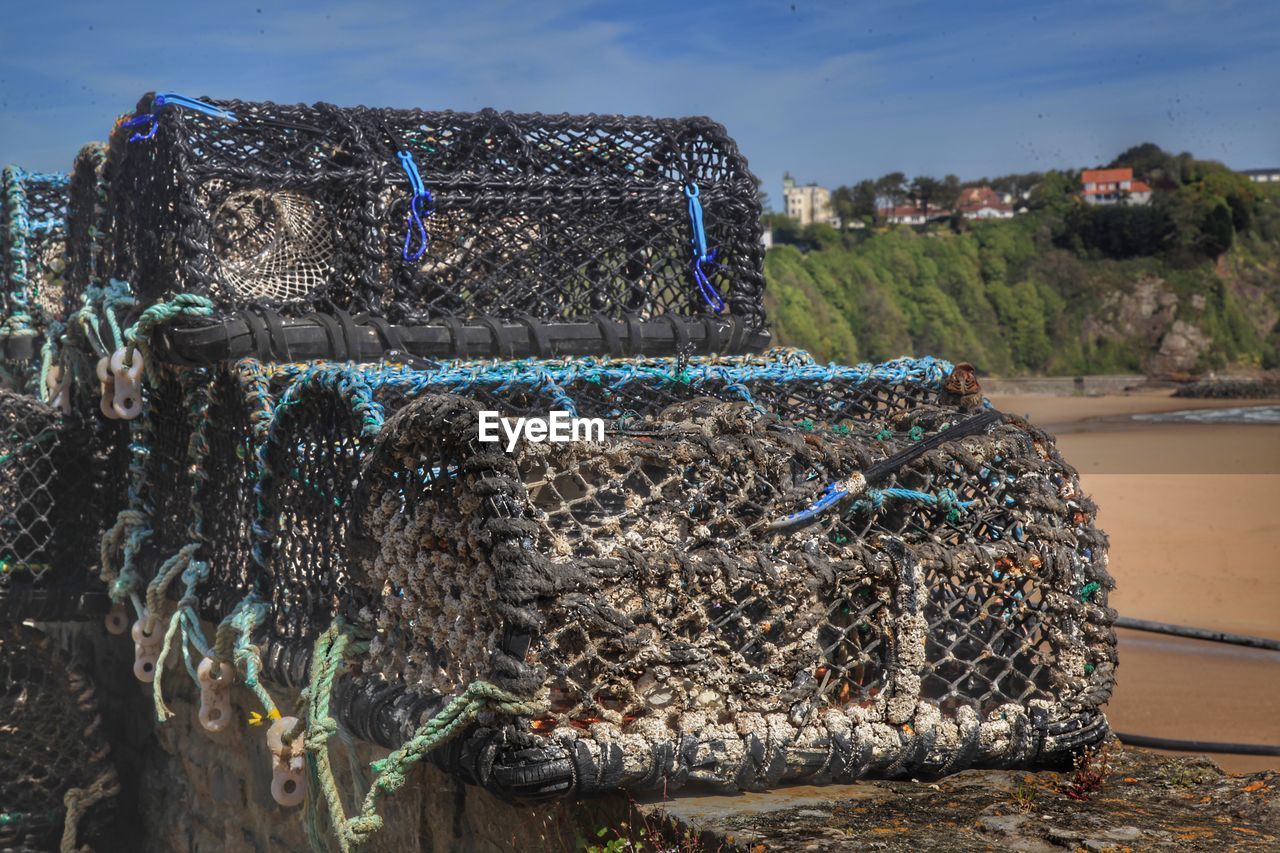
[62, 143, 111, 322]
[107, 93, 767, 359]
[1, 168, 69, 387]
[0, 390, 111, 621]
[355, 397, 1114, 798]
[0, 625, 118, 851]
[241, 353, 952, 678]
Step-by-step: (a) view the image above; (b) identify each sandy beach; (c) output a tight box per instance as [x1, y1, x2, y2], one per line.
[987, 390, 1280, 773]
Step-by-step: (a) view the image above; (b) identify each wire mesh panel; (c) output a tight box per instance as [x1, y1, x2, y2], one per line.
[0, 625, 118, 851]
[354, 395, 1113, 797]
[106, 93, 766, 357]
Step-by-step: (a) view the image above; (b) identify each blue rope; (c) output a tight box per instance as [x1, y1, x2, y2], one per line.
[125, 92, 236, 142]
[684, 183, 724, 312]
[396, 151, 435, 261]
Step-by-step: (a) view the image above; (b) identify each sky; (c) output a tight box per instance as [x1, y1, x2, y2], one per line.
[0, 0, 1276, 208]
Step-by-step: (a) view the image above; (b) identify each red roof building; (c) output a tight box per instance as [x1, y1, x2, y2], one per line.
[956, 186, 1015, 219]
[1081, 168, 1152, 205]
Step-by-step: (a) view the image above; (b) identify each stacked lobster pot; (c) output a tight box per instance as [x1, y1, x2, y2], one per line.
[0, 163, 122, 849]
[84, 92, 773, 680]
[107, 92, 770, 364]
[1, 166, 69, 392]
[0, 158, 122, 622]
[30, 89, 1115, 846]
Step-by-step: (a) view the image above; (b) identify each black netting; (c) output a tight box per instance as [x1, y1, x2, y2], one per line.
[63, 144, 109, 321]
[0, 625, 117, 851]
[107, 94, 765, 341]
[355, 395, 1113, 793]
[0, 390, 110, 621]
[197, 363, 273, 617]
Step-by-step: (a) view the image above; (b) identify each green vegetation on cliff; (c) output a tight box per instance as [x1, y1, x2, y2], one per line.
[764, 148, 1280, 375]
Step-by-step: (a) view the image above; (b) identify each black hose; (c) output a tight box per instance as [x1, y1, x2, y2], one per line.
[1115, 616, 1280, 652]
[1116, 732, 1280, 757]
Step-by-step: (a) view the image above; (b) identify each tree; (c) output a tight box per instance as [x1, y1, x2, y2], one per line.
[852, 180, 878, 224]
[937, 174, 962, 212]
[908, 176, 942, 219]
[1200, 201, 1235, 257]
[875, 172, 907, 214]
[833, 181, 879, 226]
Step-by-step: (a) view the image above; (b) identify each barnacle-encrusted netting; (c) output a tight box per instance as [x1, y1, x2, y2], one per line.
[0, 625, 118, 851]
[123, 352, 952, 675]
[0, 390, 114, 621]
[105, 94, 766, 346]
[98, 347, 1111, 799]
[354, 395, 1113, 795]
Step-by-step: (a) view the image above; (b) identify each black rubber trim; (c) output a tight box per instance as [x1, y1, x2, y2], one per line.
[150, 313, 771, 364]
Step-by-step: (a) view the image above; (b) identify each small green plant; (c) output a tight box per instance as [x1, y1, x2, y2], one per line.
[1162, 759, 1210, 789]
[583, 800, 710, 853]
[586, 822, 647, 853]
[1012, 775, 1039, 810]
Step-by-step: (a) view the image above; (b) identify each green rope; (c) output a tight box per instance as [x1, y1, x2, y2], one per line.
[149, 545, 205, 722]
[212, 595, 281, 721]
[123, 293, 215, 363]
[38, 319, 64, 403]
[301, 622, 543, 851]
[99, 508, 151, 604]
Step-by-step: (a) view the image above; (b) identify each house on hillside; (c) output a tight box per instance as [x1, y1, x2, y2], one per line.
[956, 186, 1016, 219]
[1241, 168, 1280, 184]
[782, 172, 841, 227]
[1080, 167, 1152, 205]
[877, 204, 947, 225]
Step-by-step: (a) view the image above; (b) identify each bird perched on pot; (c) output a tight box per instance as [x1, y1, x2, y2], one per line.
[942, 362, 983, 412]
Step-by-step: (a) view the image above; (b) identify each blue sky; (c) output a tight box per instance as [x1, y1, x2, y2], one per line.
[0, 0, 1275, 207]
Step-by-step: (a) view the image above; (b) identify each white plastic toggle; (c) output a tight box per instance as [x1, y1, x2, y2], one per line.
[109, 347, 145, 419]
[196, 657, 235, 733]
[96, 356, 118, 420]
[266, 716, 307, 807]
[46, 365, 71, 415]
[131, 614, 163, 682]
[104, 602, 129, 635]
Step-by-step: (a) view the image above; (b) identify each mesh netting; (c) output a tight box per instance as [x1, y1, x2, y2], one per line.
[2, 167, 69, 337]
[63, 144, 110, 322]
[0, 390, 112, 621]
[107, 94, 765, 336]
[125, 352, 950, 673]
[354, 395, 1113, 792]
[0, 625, 118, 851]
[104, 349, 1111, 796]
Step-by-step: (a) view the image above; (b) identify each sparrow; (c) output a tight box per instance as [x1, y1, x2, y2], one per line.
[942, 362, 984, 412]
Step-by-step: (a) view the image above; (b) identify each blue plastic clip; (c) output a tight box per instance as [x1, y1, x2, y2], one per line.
[124, 92, 236, 143]
[396, 151, 435, 262]
[685, 183, 724, 312]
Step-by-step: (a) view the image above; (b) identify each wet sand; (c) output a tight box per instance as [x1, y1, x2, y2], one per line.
[987, 391, 1280, 773]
